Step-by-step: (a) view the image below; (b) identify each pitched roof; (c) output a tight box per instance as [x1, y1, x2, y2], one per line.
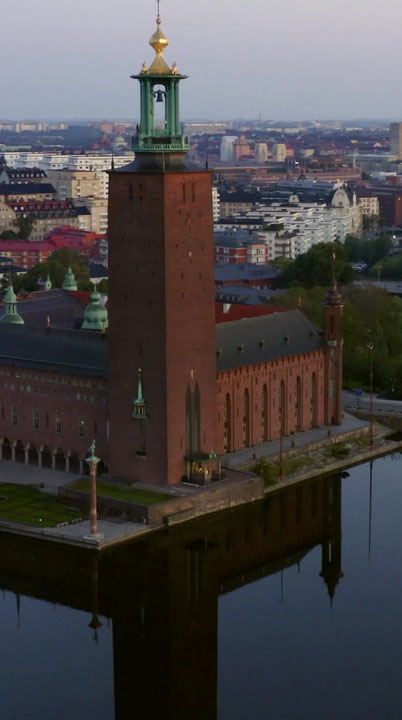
[216, 309, 324, 371]
[1, 289, 87, 329]
[0, 323, 107, 377]
[215, 302, 290, 323]
[0, 183, 56, 196]
[215, 263, 279, 283]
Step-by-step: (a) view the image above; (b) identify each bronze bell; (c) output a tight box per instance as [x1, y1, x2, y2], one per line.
[156, 89, 164, 102]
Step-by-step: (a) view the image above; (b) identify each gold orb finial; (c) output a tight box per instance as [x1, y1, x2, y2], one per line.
[148, 5, 171, 74]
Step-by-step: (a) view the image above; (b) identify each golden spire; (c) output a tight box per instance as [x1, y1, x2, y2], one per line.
[148, 2, 173, 74]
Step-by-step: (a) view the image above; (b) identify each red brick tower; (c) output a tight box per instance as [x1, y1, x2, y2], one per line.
[323, 281, 344, 425]
[107, 11, 217, 485]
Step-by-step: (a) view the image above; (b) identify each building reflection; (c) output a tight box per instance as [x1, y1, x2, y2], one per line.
[0, 474, 343, 719]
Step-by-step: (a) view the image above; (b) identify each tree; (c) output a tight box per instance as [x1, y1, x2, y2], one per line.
[269, 284, 402, 397]
[96, 279, 109, 294]
[276, 242, 355, 288]
[16, 216, 34, 240]
[0, 229, 19, 241]
[344, 233, 392, 268]
[14, 248, 92, 292]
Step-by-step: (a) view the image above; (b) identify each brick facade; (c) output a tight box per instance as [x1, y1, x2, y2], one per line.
[107, 165, 218, 485]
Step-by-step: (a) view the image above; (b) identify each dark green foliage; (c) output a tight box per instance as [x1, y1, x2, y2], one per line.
[0, 229, 19, 241]
[276, 242, 355, 288]
[327, 443, 350, 459]
[269, 284, 402, 398]
[0, 216, 34, 241]
[14, 248, 92, 292]
[344, 233, 392, 268]
[16, 216, 34, 240]
[96, 279, 109, 294]
[254, 458, 277, 486]
[369, 254, 402, 280]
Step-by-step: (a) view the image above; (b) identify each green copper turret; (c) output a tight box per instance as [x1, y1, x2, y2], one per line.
[133, 368, 147, 419]
[131, 12, 189, 154]
[82, 290, 108, 331]
[1, 283, 24, 324]
[62, 266, 78, 292]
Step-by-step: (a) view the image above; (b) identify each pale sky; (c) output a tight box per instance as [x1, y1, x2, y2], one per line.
[1, 0, 402, 121]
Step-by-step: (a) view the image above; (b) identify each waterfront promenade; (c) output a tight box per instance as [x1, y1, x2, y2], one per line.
[0, 410, 400, 551]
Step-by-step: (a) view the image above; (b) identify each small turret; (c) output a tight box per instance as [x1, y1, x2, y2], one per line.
[82, 290, 108, 331]
[1, 283, 24, 324]
[62, 266, 78, 291]
[133, 368, 146, 419]
[44, 274, 52, 291]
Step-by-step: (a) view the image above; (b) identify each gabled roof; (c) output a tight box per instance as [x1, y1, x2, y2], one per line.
[216, 309, 324, 371]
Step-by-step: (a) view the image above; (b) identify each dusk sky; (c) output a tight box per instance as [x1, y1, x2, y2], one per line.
[1, 0, 402, 121]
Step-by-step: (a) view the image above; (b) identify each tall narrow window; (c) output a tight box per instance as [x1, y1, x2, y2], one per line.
[224, 393, 232, 453]
[192, 384, 200, 453]
[11, 404, 17, 427]
[78, 416, 85, 439]
[279, 380, 286, 436]
[243, 389, 250, 447]
[55, 412, 62, 435]
[33, 406, 39, 431]
[296, 376, 302, 431]
[262, 384, 269, 442]
[311, 372, 318, 427]
[186, 386, 192, 454]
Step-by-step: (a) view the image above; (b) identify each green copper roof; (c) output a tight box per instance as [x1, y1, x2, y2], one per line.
[1, 283, 24, 325]
[82, 290, 108, 331]
[62, 266, 78, 291]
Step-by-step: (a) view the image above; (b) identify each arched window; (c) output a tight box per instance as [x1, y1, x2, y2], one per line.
[311, 372, 318, 427]
[224, 393, 232, 452]
[243, 389, 250, 447]
[296, 376, 302, 431]
[262, 384, 269, 442]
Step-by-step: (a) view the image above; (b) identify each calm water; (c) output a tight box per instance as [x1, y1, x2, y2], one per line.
[0, 454, 401, 720]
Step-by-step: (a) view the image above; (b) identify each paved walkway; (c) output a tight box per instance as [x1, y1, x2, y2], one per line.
[223, 412, 370, 468]
[0, 460, 80, 495]
[0, 411, 374, 548]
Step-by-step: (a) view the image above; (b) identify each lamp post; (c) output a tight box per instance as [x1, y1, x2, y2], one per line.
[84, 439, 104, 541]
[368, 343, 374, 451]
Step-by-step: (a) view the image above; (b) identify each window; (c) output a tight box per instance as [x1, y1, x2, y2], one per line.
[78, 416, 85, 438]
[55, 412, 62, 435]
[11, 404, 17, 427]
[33, 406, 39, 431]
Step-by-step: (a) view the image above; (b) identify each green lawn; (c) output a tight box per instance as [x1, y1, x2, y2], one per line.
[0, 484, 85, 527]
[70, 479, 170, 505]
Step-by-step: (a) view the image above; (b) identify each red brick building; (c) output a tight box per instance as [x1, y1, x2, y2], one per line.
[0, 14, 343, 486]
[0, 226, 103, 270]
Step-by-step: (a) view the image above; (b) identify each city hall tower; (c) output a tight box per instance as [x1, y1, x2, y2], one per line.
[108, 10, 217, 485]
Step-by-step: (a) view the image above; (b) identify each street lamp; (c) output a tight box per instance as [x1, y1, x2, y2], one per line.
[368, 343, 374, 451]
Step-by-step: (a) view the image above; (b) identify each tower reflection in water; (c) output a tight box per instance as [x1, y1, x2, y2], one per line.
[0, 474, 342, 719]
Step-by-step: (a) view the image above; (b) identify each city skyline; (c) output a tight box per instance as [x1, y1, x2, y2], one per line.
[1, 0, 402, 121]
